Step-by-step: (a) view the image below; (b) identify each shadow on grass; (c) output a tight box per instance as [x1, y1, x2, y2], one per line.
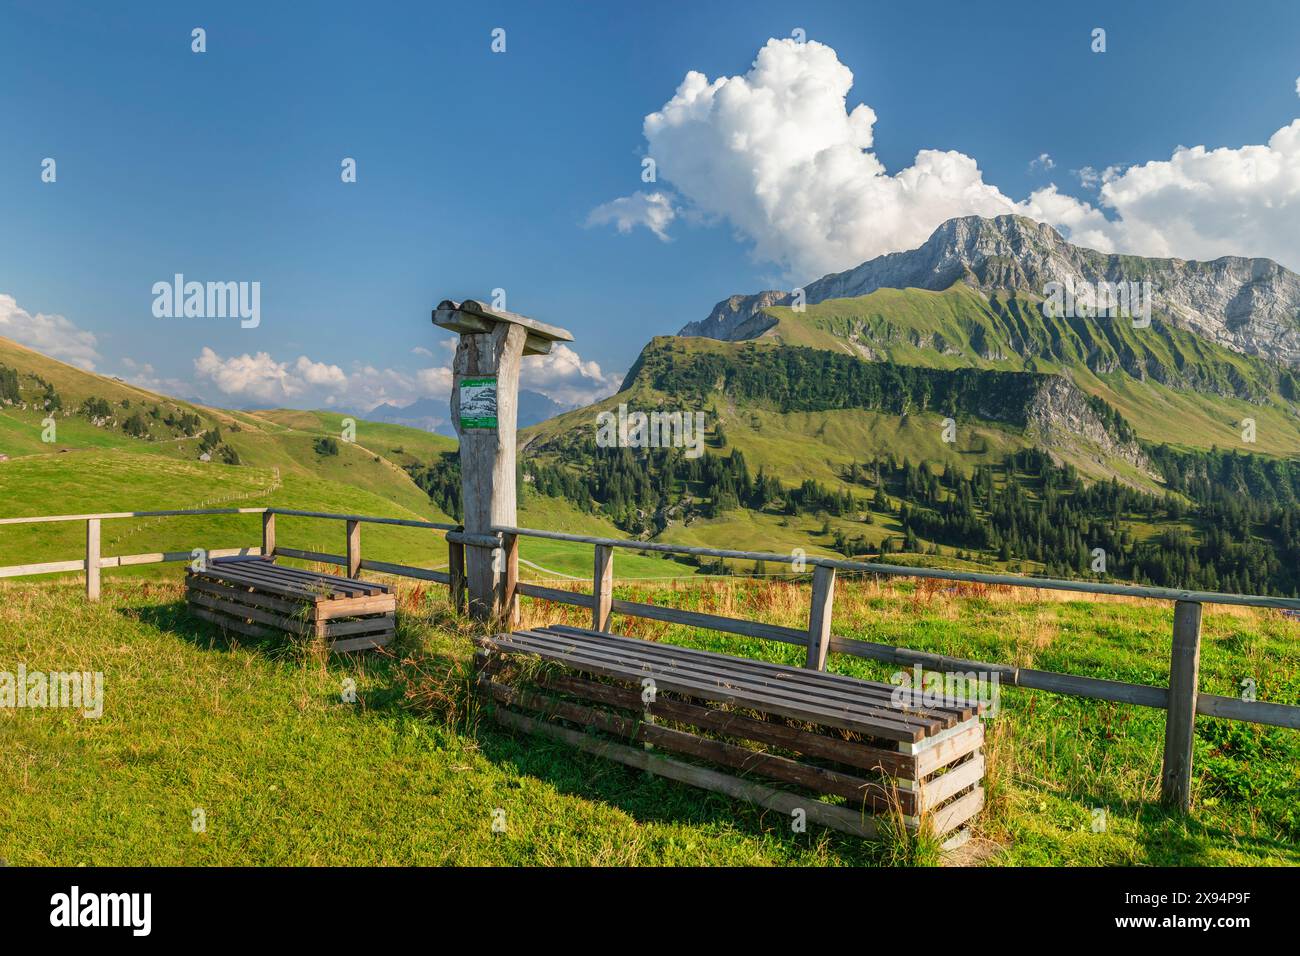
[126, 596, 920, 865]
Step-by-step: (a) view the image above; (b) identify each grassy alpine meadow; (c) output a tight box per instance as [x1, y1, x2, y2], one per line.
[2, 572, 1297, 867]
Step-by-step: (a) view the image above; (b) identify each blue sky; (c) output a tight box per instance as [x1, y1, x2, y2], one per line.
[2, 0, 1298, 416]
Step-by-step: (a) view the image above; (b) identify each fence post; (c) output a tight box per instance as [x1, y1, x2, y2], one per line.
[85, 518, 101, 602]
[448, 536, 467, 614]
[805, 565, 836, 670]
[502, 532, 520, 628]
[346, 519, 361, 578]
[262, 511, 276, 558]
[593, 544, 614, 632]
[434, 299, 573, 621]
[1161, 600, 1203, 812]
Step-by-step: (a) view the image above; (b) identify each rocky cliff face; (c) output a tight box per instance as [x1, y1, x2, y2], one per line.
[1026, 375, 1154, 477]
[679, 215, 1300, 369]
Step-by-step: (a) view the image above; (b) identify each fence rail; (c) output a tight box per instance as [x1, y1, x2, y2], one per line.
[3, 506, 1299, 812]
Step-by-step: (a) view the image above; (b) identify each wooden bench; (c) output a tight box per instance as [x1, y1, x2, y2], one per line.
[186, 555, 396, 652]
[477, 624, 985, 846]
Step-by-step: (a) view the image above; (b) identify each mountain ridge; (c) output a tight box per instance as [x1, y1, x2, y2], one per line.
[680, 215, 1300, 370]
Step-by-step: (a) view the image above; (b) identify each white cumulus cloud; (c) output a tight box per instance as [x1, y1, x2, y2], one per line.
[193, 339, 620, 413]
[585, 190, 677, 240]
[522, 343, 623, 407]
[0, 293, 102, 370]
[591, 37, 1300, 278]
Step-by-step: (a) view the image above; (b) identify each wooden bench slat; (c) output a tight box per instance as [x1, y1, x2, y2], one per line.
[244, 560, 388, 596]
[507, 629, 949, 735]
[486, 631, 928, 742]
[219, 561, 363, 598]
[195, 564, 324, 601]
[543, 624, 977, 722]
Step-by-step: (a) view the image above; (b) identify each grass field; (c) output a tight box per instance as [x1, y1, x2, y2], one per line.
[3, 574, 1296, 866]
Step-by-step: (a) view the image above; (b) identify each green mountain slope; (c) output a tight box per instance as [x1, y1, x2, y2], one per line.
[758, 284, 1300, 456]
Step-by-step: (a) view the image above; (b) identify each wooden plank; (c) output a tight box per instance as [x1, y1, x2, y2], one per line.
[331, 634, 391, 653]
[262, 511, 276, 557]
[542, 625, 973, 721]
[187, 605, 275, 640]
[502, 629, 952, 735]
[325, 614, 396, 637]
[265, 507, 456, 531]
[186, 588, 313, 636]
[830, 635, 1018, 682]
[593, 544, 613, 632]
[0, 507, 268, 526]
[85, 518, 100, 601]
[346, 520, 361, 578]
[186, 576, 305, 616]
[313, 595, 396, 620]
[608, 597, 806, 648]
[488, 631, 930, 741]
[1197, 692, 1300, 730]
[1017, 667, 1166, 707]
[518, 581, 593, 608]
[218, 561, 347, 598]
[197, 563, 323, 600]
[233, 558, 390, 595]
[486, 680, 913, 814]
[928, 786, 984, 837]
[912, 723, 985, 778]
[272, 547, 348, 568]
[232, 561, 382, 597]
[491, 708, 885, 839]
[359, 559, 451, 584]
[806, 565, 835, 671]
[1161, 600, 1202, 812]
[919, 754, 985, 812]
[505, 629, 951, 732]
[0, 559, 86, 579]
[530, 669, 919, 777]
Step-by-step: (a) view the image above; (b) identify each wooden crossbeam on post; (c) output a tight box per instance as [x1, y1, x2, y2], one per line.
[1161, 600, 1203, 811]
[85, 517, 101, 602]
[593, 544, 614, 632]
[346, 520, 361, 578]
[806, 565, 836, 670]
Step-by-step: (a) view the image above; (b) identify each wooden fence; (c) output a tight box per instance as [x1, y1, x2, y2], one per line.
[3, 506, 1299, 813]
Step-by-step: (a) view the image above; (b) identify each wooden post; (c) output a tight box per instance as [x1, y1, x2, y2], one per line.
[346, 520, 361, 578]
[434, 299, 573, 622]
[262, 511, 276, 558]
[502, 532, 520, 628]
[1161, 600, 1202, 812]
[593, 544, 614, 632]
[85, 518, 101, 602]
[806, 565, 836, 670]
[448, 537, 467, 614]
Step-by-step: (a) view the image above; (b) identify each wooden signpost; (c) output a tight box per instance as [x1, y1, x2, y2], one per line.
[433, 299, 573, 623]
